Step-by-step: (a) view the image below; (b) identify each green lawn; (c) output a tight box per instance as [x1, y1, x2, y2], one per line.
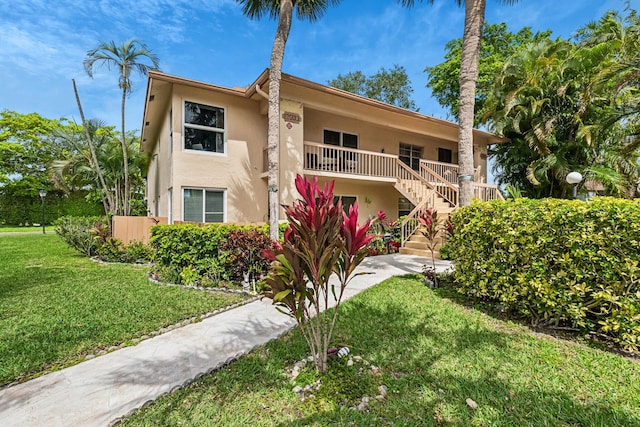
[0, 225, 42, 233]
[123, 276, 640, 426]
[0, 234, 245, 386]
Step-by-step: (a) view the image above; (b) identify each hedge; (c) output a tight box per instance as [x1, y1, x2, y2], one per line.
[448, 197, 640, 350]
[149, 223, 288, 283]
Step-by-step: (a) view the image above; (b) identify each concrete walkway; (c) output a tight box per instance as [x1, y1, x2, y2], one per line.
[0, 255, 452, 427]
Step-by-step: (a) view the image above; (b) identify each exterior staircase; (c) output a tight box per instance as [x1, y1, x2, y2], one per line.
[393, 160, 457, 258]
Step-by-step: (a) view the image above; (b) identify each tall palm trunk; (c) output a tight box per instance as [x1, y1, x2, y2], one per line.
[72, 79, 114, 215]
[457, 0, 486, 206]
[120, 84, 130, 215]
[267, 0, 293, 240]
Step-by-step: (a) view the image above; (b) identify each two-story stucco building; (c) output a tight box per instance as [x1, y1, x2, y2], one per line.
[140, 69, 503, 252]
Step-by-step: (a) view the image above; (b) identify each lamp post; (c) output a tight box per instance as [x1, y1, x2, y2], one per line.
[383, 233, 391, 254]
[38, 189, 47, 234]
[566, 172, 583, 199]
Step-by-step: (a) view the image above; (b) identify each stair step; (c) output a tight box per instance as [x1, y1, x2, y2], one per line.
[399, 247, 441, 258]
[405, 241, 432, 249]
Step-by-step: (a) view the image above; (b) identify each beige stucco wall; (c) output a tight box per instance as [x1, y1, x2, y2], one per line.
[304, 108, 456, 161]
[304, 108, 487, 180]
[314, 178, 402, 221]
[169, 85, 268, 223]
[279, 99, 305, 209]
[146, 103, 172, 219]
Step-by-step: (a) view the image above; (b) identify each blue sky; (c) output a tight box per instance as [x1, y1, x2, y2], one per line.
[1, 0, 638, 133]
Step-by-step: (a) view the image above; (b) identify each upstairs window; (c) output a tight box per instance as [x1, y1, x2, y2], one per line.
[324, 129, 358, 149]
[399, 143, 423, 171]
[438, 147, 453, 164]
[184, 101, 225, 153]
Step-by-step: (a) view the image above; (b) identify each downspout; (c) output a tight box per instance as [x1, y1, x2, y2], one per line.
[255, 84, 269, 100]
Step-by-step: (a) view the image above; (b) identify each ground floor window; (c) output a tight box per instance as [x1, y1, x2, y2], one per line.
[183, 188, 225, 223]
[398, 197, 415, 217]
[334, 195, 357, 213]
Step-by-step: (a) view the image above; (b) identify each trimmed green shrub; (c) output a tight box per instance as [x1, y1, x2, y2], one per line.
[0, 190, 102, 226]
[150, 223, 284, 286]
[151, 224, 267, 271]
[448, 197, 640, 350]
[54, 216, 107, 256]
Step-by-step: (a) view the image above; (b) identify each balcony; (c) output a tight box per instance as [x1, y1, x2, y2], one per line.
[303, 141, 397, 181]
[262, 142, 503, 204]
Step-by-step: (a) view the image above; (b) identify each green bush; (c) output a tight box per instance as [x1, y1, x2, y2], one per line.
[54, 216, 107, 256]
[448, 197, 640, 350]
[95, 239, 152, 264]
[150, 223, 282, 286]
[0, 190, 102, 226]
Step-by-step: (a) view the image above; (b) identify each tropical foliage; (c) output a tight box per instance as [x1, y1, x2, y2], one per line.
[425, 22, 552, 124]
[49, 121, 147, 216]
[84, 38, 160, 215]
[483, 10, 640, 197]
[0, 111, 104, 224]
[263, 175, 374, 373]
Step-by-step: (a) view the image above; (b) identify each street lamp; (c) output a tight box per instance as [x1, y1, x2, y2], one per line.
[38, 189, 47, 234]
[566, 172, 583, 199]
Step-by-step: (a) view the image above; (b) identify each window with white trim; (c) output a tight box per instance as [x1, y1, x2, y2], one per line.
[399, 142, 423, 171]
[324, 129, 358, 149]
[184, 101, 225, 153]
[183, 188, 225, 223]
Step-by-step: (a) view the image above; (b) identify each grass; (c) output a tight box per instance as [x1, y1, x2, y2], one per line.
[0, 234, 246, 386]
[0, 225, 42, 233]
[123, 276, 640, 426]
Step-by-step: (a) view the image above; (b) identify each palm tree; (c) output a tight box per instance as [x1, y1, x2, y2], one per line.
[236, 0, 340, 240]
[72, 79, 114, 214]
[399, 0, 518, 206]
[83, 39, 159, 215]
[484, 35, 640, 198]
[50, 122, 148, 216]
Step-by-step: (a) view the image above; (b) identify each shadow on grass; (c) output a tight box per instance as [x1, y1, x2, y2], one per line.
[121, 277, 640, 426]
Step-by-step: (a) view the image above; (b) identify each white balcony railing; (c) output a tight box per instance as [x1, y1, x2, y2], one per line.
[421, 159, 459, 185]
[299, 141, 503, 202]
[303, 141, 397, 178]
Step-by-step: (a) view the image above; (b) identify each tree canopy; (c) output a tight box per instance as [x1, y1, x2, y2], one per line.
[425, 22, 552, 124]
[483, 10, 640, 198]
[0, 110, 72, 187]
[328, 65, 418, 110]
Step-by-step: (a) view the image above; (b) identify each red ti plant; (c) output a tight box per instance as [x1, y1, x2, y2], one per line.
[418, 208, 440, 287]
[263, 175, 374, 373]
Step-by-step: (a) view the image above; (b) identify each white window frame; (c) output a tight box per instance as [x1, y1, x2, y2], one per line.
[182, 187, 227, 223]
[323, 128, 359, 149]
[182, 100, 227, 155]
[399, 142, 423, 171]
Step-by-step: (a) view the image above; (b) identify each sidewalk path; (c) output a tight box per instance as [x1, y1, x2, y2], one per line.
[0, 254, 451, 427]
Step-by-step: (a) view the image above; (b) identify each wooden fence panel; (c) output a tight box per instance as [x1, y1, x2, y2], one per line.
[112, 216, 167, 245]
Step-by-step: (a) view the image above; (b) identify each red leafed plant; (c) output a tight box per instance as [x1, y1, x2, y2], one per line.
[263, 174, 374, 373]
[418, 207, 440, 287]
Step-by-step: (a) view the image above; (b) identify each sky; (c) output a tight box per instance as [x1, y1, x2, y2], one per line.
[1, 0, 639, 134]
